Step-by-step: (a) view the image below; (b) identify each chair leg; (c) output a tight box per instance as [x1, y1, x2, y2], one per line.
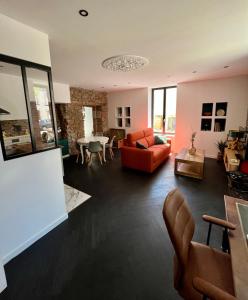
[222, 227, 230, 253]
[206, 223, 212, 246]
[110, 148, 114, 159]
[76, 153, 79, 163]
[88, 153, 93, 166]
[98, 152, 103, 165]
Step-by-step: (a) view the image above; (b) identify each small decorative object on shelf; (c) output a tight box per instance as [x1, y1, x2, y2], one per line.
[216, 140, 226, 161]
[189, 131, 197, 155]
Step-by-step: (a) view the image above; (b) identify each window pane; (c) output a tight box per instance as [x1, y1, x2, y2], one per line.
[26, 68, 55, 151]
[165, 88, 177, 133]
[0, 62, 32, 158]
[153, 89, 164, 132]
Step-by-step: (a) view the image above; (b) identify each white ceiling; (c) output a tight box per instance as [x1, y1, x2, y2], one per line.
[0, 0, 248, 92]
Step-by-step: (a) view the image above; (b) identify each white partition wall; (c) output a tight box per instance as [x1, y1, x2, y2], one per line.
[0, 13, 68, 292]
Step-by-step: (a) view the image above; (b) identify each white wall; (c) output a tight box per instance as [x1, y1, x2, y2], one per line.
[0, 14, 51, 66]
[175, 75, 248, 157]
[53, 82, 71, 103]
[0, 148, 67, 263]
[0, 13, 67, 292]
[108, 88, 149, 134]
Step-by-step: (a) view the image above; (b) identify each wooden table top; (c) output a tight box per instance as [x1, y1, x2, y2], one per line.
[175, 148, 205, 164]
[224, 195, 248, 300]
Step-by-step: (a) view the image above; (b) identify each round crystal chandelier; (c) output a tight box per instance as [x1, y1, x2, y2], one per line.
[102, 55, 149, 72]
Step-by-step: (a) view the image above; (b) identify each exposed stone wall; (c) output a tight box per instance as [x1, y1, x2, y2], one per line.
[0, 119, 30, 137]
[55, 87, 108, 154]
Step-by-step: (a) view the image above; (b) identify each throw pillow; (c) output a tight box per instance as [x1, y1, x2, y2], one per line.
[136, 141, 148, 149]
[154, 135, 165, 145]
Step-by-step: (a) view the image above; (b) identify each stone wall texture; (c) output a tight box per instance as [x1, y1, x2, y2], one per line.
[55, 87, 108, 154]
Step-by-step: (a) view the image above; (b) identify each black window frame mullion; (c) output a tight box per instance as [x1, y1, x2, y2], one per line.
[21, 65, 37, 151]
[163, 87, 166, 134]
[47, 70, 58, 147]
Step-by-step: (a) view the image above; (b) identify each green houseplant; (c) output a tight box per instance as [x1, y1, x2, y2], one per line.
[216, 140, 226, 161]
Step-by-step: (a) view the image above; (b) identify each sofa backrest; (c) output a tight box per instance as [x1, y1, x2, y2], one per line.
[127, 128, 154, 148]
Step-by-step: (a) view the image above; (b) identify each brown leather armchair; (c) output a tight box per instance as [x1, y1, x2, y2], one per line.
[162, 189, 236, 300]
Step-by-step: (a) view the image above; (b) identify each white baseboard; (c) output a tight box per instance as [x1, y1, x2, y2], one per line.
[2, 213, 68, 265]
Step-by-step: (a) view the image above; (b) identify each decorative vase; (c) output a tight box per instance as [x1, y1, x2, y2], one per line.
[189, 141, 196, 155]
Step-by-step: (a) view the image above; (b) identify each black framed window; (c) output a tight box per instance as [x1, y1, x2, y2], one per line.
[151, 86, 177, 134]
[0, 54, 58, 160]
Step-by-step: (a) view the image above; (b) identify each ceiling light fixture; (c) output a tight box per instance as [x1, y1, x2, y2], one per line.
[102, 55, 149, 72]
[79, 9, 88, 17]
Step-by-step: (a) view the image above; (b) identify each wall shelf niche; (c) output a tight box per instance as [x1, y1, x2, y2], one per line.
[116, 106, 131, 128]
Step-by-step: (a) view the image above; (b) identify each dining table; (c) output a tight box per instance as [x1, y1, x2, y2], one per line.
[77, 136, 109, 164]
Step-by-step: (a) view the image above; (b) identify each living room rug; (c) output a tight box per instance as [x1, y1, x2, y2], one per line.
[64, 184, 91, 213]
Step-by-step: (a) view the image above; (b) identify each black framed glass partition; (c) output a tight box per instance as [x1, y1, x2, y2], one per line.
[0, 54, 58, 160]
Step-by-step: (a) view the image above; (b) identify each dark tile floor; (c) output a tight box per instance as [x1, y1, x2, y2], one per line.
[0, 152, 228, 300]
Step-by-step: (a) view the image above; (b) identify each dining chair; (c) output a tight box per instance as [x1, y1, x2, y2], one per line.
[162, 188, 236, 300]
[105, 135, 115, 160]
[88, 141, 103, 166]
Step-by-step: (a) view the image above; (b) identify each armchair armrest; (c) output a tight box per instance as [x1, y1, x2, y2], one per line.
[193, 277, 236, 300]
[202, 215, 236, 230]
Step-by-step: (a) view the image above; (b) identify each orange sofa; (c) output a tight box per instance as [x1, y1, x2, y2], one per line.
[120, 128, 171, 173]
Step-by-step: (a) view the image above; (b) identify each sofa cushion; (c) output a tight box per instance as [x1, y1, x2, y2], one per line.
[127, 130, 145, 147]
[144, 128, 154, 137]
[136, 141, 148, 149]
[149, 144, 171, 162]
[145, 135, 155, 147]
[149, 147, 165, 162]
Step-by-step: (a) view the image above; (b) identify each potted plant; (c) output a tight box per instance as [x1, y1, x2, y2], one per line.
[216, 140, 226, 161]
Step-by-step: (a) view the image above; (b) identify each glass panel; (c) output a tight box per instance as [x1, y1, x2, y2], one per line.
[116, 107, 122, 117]
[153, 89, 164, 132]
[125, 107, 131, 117]
[26, 68, 55, 151]
[125, 118, 131, 127]
[165, 88, 177, 133]
[0, 62, 32, 158]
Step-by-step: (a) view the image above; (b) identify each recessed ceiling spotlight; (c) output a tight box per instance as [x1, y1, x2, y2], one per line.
[79, 9, 88, 17]
[192, 71, 197, 73]
[224, 65, 230, 69]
